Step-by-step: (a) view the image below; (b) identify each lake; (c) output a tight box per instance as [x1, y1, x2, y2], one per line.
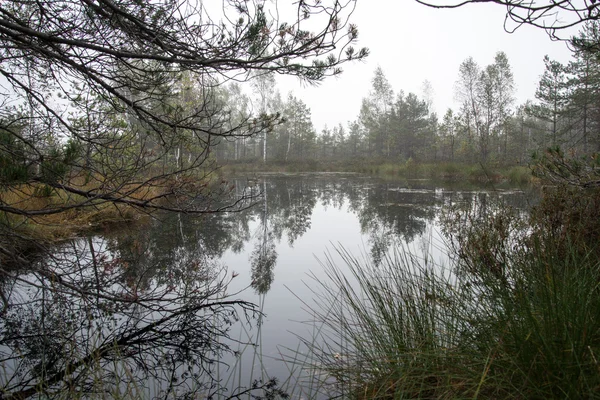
[0, 173, 532, 399]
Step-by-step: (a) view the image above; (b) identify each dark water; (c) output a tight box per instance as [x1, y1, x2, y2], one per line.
[0, 174, 531, 398]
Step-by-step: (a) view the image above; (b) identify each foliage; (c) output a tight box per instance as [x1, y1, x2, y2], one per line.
[0, 0, 367, 255]
[531, 147, 600, 187]
[0, 123, 29, 185]
[211, 16, 600, 169]
[215, 26, 600, 168]
[529, 148, 600, 261]
[300, 186, 600, 399]
[529, 56, 569, 146]
[454, 52, 515, 162]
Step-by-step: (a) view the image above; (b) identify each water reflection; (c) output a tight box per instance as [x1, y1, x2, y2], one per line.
[0, 174, 531, 398]
[250, 180, 277, 294]
[0, 235, 269, 398]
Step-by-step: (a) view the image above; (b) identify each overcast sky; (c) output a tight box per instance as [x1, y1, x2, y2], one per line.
[276, 0, 574, 133]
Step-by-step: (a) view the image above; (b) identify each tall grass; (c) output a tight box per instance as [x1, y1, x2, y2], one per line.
[300, 236, 600, 398]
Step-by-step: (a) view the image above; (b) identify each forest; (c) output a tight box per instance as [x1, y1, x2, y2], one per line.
[210, 26, 600, 166]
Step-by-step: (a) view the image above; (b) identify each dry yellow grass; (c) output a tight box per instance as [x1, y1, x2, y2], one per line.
[0, 179, 160, 241]
[0, 167, 220, 242]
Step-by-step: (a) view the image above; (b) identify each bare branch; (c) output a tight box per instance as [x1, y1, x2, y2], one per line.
[416, 0, 600, 38]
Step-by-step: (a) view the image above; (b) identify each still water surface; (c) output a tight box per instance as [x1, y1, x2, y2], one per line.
[212, 174, 531, 391]
[1, 173, 532, 398]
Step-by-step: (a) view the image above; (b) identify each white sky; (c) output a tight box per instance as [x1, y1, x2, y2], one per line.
[276, 0, 574, 133]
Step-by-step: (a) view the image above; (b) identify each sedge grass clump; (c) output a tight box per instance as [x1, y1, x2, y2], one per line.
[301, 207, 600, 399]
[300, 248, 489, 399]
[486, 242, 600, 398]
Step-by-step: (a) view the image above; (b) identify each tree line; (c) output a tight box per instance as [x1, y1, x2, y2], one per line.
[212, 22, 600, 165]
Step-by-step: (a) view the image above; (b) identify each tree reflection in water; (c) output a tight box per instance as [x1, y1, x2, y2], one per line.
[250, 227, 277, 295]
[250, 180, 277, 295]
[0, 235, 282, 399]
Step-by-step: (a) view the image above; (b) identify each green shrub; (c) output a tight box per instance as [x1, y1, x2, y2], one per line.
[439, 162, 461, 179]
[507, 166, 531, 185]
[530, 184, 600, 261]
